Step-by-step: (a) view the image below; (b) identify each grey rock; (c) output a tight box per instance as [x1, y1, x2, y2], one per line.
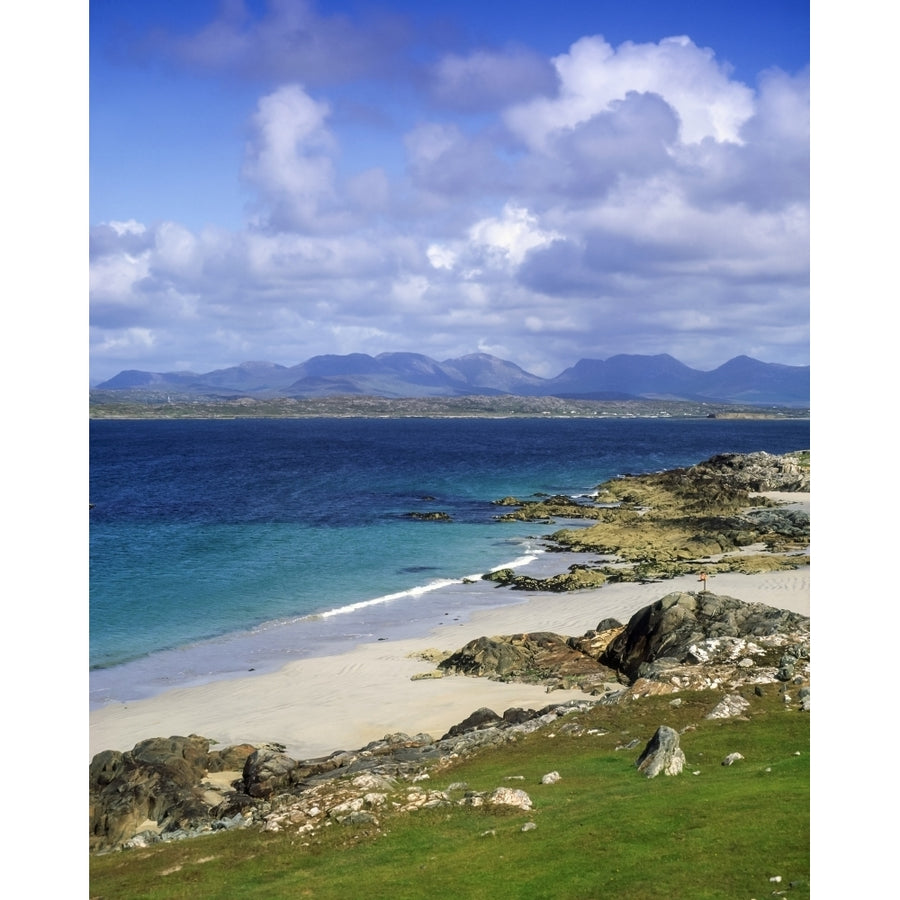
[487, 787, 533, 810]
[635, 725, 685, 778]
[706, 694, 751, 719]
[242, 748, 299, 799]
[602, 591, 809, 683]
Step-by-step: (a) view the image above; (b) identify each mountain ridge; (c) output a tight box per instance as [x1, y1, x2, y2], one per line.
[94, 351, 810, 407]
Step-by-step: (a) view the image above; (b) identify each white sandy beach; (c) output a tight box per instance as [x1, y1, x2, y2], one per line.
[89, 533, 809, 762]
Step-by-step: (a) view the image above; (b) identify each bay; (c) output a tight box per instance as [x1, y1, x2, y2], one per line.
[89, 416, 809, 706]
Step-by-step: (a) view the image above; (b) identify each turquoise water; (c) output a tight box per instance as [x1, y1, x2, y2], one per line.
[89, 416, 809, 705]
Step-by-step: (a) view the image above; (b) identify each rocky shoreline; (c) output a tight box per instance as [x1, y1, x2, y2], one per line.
[486, 450, 810, 590]
[91, 587, 810, 853]
[89, 450, 810, 854]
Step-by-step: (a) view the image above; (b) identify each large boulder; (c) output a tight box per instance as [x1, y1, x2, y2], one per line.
[601, 591, 809, 683]
[90, 735, 218, 852]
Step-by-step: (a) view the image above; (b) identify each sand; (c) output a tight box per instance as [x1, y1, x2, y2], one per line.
[89, 545, 809, 762]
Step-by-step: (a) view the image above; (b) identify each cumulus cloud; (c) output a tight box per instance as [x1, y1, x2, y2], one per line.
[505, 35, 755, 150]
[403, 122, 509, 200]
[241, 84, 341, 232]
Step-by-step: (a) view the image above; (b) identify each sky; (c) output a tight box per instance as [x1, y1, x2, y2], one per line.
[87, 0, 811, 383]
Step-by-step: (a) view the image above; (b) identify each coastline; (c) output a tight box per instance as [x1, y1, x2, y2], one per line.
[89, 519, 809, 761]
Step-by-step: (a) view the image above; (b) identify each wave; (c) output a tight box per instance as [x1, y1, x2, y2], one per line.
[315, 578, 460, 618]
[312, 548, 543, 620]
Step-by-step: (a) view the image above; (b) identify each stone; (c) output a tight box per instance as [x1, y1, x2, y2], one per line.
[635, 726, 685, 778]
[706, 694, 751, 719]
[487, 787, 533, 810]
[440, 707, 503, 738]
[242, 747, 299, 798]
[602, 592, 809, 684]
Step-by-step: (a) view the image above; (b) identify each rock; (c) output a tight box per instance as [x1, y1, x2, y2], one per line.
[441, 707, 504, 738]
[635, 725, 685, 778]
[89, 735, 232, 853]
[541, 771, 561, 784]
[208, 743, 257, 772]
[502, 707, 538, 725]
[601, 591, 809, 684]
[487, 787, 533, 810]
[438, 631, 620, 689]
[706, 694, 751, 719]
[242, 747, 299, 798]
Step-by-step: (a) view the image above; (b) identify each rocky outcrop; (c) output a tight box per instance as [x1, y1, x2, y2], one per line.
[600, 591, 809, 682]
[692, 451, 810, 492]
[89, 735, 256, 854]
[437, 591, 809, 697]
[437, 630, 621, 692]
[489, 450, 809, 587]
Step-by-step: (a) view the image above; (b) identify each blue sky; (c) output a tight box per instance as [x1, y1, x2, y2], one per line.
[87, 0, 811, 383]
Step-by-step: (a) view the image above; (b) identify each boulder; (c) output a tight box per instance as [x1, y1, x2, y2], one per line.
[487, 787, 533, 810]
[89, 734, 222, 853]
[242, 747, 299, 798]
[635, 726, 685, 778]
[601, 591, 809, 683]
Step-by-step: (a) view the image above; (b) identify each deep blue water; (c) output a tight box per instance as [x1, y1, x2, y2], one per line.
[89, 416, 809, 704]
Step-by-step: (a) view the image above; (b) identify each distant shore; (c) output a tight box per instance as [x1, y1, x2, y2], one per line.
[89, 393, 810, 421]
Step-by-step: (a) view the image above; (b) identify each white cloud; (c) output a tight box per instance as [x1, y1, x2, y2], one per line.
[108, 219, 147, 237]
[427, 244, 457, 270]
[468, 204, 561, 267]
[426, 204, 560, 278]
[242, 84, 338, 231]
[505, 35, 755, 150]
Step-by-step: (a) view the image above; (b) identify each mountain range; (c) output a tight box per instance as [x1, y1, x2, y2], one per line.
[93, 352, 810, 407]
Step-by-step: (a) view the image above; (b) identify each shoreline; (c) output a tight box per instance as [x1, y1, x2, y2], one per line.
[89, 546, 809, 761]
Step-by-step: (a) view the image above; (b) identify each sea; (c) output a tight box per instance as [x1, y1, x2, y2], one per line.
[89, 416, 809, 708]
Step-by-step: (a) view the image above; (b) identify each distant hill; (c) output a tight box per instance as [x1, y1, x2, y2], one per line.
[94, 351, 810, 407]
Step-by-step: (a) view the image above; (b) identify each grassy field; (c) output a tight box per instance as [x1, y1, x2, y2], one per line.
[90, 690, 809, 899]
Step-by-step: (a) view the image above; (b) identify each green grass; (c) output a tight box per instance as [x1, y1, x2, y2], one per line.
[90, 691, 809, 899]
